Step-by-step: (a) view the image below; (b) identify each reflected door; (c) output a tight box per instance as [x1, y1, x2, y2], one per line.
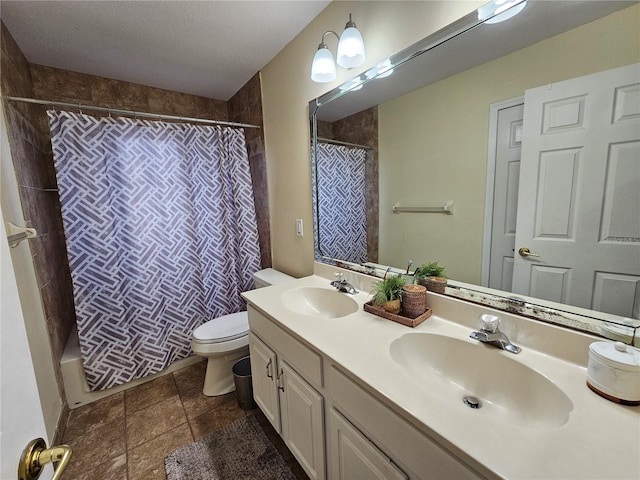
[488, 103, 524, 291]
[512, 63, 640, 318]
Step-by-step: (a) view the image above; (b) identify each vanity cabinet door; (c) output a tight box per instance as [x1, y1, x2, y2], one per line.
[279, 361, 325, 480]
[329, 409, 408, 480]
[249, 333, 281, 433]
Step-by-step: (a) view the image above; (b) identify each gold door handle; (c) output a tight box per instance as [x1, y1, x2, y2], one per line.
[18, 438, 72, 480]
[518, 247, 539, 258]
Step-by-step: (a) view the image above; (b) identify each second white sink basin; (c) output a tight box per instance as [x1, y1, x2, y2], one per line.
[390, 333, 573, 428]
[282, 287, 359, 319]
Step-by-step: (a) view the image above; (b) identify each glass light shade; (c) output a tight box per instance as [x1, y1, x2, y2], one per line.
[337, 27, 365, 68]
[311, 47, 337, 83]
[478, 0, 526, 24]
[365, 58, 394, 79]
[339, 77, 363, 92]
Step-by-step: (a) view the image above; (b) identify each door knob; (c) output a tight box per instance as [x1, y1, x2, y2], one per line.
[18, 438, 72, 480]
[518, 247, 540, 258]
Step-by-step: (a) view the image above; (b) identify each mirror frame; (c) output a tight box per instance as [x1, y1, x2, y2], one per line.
[309, 2, 639, 342]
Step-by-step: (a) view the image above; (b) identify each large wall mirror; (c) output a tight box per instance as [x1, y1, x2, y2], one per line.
[310, 0, 640, 340]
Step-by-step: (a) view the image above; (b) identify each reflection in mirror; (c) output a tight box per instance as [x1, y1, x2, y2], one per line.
[310, 1, 640, 339]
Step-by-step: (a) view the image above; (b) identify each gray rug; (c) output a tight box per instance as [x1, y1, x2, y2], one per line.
[165, 415, 296, 480]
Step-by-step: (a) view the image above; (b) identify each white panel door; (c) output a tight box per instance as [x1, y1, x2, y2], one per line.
[279, 361, 325, 480]
[248, 333, 281, 433]
[513, 63, 640, 317]
[329, 408, 407, 480]
[0, 217, 53, 480]
[488, 103, 524, 291]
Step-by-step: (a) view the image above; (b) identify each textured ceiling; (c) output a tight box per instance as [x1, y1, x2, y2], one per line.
[0, 1, 331, 100]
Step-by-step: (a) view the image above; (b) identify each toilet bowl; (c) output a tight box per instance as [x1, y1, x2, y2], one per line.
[191, 268, 293, 396]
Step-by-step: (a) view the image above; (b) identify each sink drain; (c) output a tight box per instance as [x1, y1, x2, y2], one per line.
[463, 395, 482, 409]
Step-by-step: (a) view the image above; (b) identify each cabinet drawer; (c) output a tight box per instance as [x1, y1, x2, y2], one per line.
[248, 306, 323, 388]
[329, 367, 483, 480]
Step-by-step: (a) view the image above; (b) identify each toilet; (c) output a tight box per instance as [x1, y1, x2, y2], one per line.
[191, 268, 294, 396]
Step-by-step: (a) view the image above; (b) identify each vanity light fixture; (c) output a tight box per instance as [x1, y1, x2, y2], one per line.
[478, 0, 527, 24]
[311, 13, 365, 83]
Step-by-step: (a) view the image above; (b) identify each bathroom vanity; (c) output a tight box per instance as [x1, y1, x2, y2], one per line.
[241, 263, 639, 480]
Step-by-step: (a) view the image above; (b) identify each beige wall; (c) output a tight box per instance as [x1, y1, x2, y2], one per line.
[377, 5, 640, 283]
[261, 1, 483, 278]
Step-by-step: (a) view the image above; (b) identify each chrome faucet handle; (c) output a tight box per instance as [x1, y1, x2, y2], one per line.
[334, 272, 345, 282]
[480, 313, 501, 333]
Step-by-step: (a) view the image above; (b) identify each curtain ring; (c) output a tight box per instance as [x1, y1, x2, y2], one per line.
[107, 105, 111, 118]
[133, 110, 137, 120]
[78, 103, 83, 115]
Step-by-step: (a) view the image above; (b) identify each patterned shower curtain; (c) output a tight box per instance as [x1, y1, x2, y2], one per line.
[313, 142, 367, 263]
[48, 110, 262, 391]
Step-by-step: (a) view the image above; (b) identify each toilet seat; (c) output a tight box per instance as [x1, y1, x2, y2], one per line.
[192, 312, 249, 344]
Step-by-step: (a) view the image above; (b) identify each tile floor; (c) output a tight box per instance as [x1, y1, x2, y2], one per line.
[61, 360, 309, 480]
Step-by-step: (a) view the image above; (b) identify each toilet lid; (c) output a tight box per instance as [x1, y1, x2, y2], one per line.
[193, 312, 249, 343]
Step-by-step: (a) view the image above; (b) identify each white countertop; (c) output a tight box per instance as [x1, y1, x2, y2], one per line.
[242, 273, 640, 480]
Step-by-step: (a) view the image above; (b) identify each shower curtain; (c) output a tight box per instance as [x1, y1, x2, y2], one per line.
[48, 110, 262, 391]
[313, 142, 367, 263]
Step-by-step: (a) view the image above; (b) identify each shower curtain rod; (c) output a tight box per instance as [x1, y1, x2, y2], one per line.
[317, 137, 374, 150]
[4, 96, 261, 129]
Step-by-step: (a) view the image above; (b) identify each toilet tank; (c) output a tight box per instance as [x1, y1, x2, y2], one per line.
[253, 268, 295, 288]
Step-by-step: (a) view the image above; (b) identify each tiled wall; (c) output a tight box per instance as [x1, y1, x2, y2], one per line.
[315, 107, 379, 261]
[1, 21, 270, 410]
[228, 73, 271, 268]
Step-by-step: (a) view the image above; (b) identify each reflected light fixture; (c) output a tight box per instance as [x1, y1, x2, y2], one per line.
[339, 76, 364, 92]
[311, 13, 365, 83]
[478, 0, 527, 24]
[365, 58, 394, 80]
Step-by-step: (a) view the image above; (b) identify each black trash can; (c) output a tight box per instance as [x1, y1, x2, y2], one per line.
[232, 356, 257, 410]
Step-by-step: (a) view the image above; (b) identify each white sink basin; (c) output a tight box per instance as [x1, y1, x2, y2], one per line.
[390, 333, 573, 428]
[282, 287, 359, 319]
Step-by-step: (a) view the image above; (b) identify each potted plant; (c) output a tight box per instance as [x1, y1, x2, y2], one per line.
[371, 274, 406, 314]
[415, 261, 447, 294]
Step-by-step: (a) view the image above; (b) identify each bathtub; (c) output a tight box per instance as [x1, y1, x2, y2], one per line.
[60, 327, 202, 409]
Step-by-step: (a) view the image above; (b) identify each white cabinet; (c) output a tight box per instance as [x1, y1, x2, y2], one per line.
[280, 362, 325, 480]
[248, 332, 280, 432]
[248, 305, 482, 480]
[248, 314, 326, 480]
[329, 408, 408, 480]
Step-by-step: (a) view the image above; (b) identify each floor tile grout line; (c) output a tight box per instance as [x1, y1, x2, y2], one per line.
[123, 389, 130, 480]
[172, 371, 194, 442]
[174, 370, 198, 442]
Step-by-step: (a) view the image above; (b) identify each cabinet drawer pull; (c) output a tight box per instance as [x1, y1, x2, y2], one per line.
[277, 368, 285, 392]
[266, 359, 273, 379]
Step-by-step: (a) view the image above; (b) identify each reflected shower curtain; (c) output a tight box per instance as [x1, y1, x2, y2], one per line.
[313, 142, 367, 263]
[48, 110, 261, 390]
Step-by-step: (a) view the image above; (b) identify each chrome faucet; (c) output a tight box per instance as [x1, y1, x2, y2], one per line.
[470, 314, 521, 354]
[330, 272, 358, 295]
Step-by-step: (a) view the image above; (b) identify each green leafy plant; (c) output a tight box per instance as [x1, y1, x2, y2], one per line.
[371, 275, 407, 305]
[415, 261, 447, 279]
